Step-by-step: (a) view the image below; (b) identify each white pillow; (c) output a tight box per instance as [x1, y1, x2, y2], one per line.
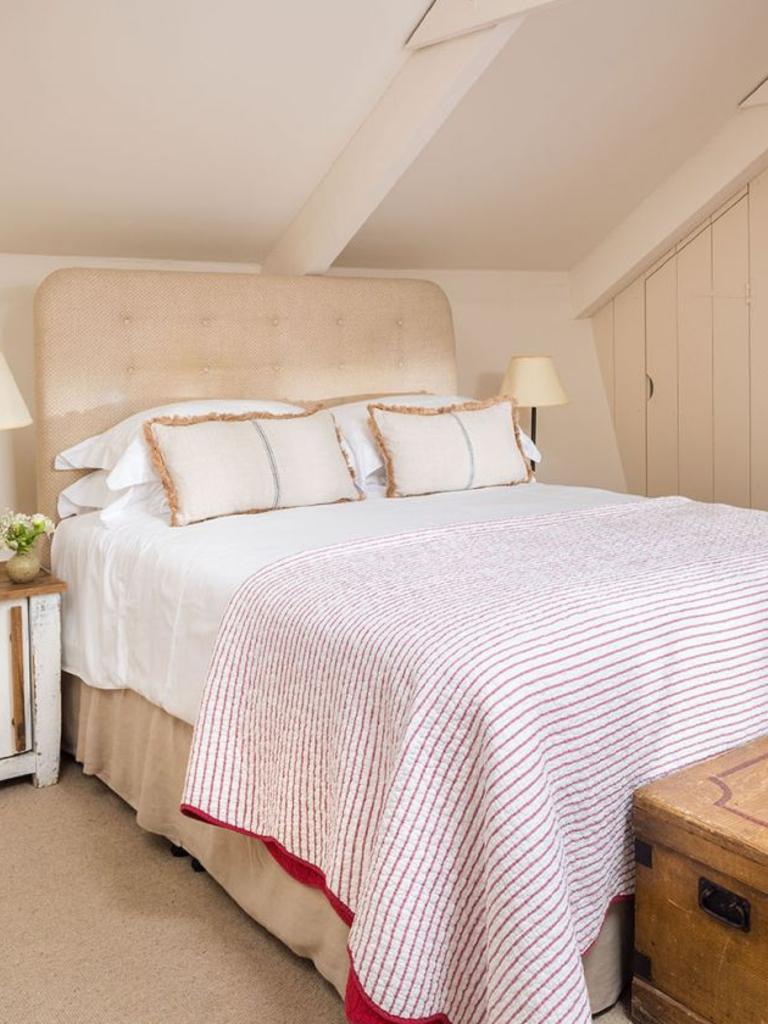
[145, 409, 360, 526]
[58, 470, 115, 518]
[369, 397, 531, 498]
[99, 483, 169, 525]
[55, 399, 306, 491]
[57, 469, 169, 523]
[329, 394, 540, 495]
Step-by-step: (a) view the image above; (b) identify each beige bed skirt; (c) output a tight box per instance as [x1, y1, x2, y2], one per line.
[62, 674, 632, 1016]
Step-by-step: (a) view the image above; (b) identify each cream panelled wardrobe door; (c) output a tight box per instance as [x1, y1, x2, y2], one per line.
[712, 197, 750, 507]
[751, 167, 768, 510]
[613, 280, 646, 494]
[645, 257, 678, 497]
[677, 226, 713, 503]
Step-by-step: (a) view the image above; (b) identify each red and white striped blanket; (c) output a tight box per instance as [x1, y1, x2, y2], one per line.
[182, 497, 768, 1024]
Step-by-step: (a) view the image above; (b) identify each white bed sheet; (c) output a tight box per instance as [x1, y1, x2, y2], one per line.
[52, 483, 638, 725]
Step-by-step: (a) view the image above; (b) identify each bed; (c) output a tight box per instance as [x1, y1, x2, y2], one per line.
[37, 268, 766, 1024]
[54, 484, 636, 1007]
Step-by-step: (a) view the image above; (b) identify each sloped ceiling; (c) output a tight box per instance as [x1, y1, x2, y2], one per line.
[337, 0, 768, 269]
[0, 0, 425, 261]
[2, 0, 767, 270]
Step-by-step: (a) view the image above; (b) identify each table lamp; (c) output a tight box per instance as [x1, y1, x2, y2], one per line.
[502, 355, 567, 447]
[0, 353, 31, 430]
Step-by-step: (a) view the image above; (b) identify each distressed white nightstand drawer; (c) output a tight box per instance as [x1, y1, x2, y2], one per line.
[0, 598, 32, 758]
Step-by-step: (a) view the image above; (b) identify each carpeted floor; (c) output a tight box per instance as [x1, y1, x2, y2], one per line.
[0, 759, 630, 1024]
[0, 759, 344, 1024]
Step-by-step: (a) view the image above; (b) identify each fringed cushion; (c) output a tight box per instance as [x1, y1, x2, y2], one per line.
[145, 409, 360, 526]
[368, 396, 531, 498]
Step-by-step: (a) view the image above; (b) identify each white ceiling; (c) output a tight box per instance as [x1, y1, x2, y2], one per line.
[337, 0, 768, 269]
[2, 0, 767, 270]
[0, 0, 425, 261]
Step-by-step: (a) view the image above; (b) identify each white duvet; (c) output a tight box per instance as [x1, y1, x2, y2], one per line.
[53, 483, 637, 725]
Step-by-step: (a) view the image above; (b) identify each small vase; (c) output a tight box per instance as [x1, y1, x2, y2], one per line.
[6, 550, 41, 584]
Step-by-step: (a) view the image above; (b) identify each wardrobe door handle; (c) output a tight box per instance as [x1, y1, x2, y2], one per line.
[646, 373, 655, 400]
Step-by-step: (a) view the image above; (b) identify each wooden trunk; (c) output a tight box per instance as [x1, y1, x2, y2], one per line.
[631, 735, 768, 1024]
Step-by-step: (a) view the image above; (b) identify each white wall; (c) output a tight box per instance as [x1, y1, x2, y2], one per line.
[0, 253, 259, 512]
[332, 267, 626, 491]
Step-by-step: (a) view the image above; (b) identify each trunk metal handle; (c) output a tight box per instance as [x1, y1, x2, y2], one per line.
[699, 877, 750, 932]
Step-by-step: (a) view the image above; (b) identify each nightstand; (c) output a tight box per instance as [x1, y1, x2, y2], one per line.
[0, 568, 66, 787]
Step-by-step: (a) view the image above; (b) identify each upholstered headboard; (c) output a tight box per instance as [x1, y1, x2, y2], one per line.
[34, 268, 457, 519]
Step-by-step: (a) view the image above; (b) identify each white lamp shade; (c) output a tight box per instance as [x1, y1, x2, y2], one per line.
[0, 353, 32, 429]
[502, 355, 568, 408]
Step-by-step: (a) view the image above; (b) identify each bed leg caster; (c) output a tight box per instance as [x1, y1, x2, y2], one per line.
[170, 843, 189, 858]
[191, 857, 206, 873]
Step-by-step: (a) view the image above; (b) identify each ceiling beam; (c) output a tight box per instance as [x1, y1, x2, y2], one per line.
[740, 75, 768, 108]
[262, 18, 524, 277]
[569, 107, 768, 318]
[407, 0, 561, 50]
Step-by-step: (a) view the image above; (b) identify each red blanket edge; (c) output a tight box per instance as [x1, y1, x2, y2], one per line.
[181, 802, 628, 1023]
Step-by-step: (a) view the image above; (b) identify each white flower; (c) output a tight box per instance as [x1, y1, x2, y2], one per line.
[0, 508, 55, 552]
[31, 513, 55, 535]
